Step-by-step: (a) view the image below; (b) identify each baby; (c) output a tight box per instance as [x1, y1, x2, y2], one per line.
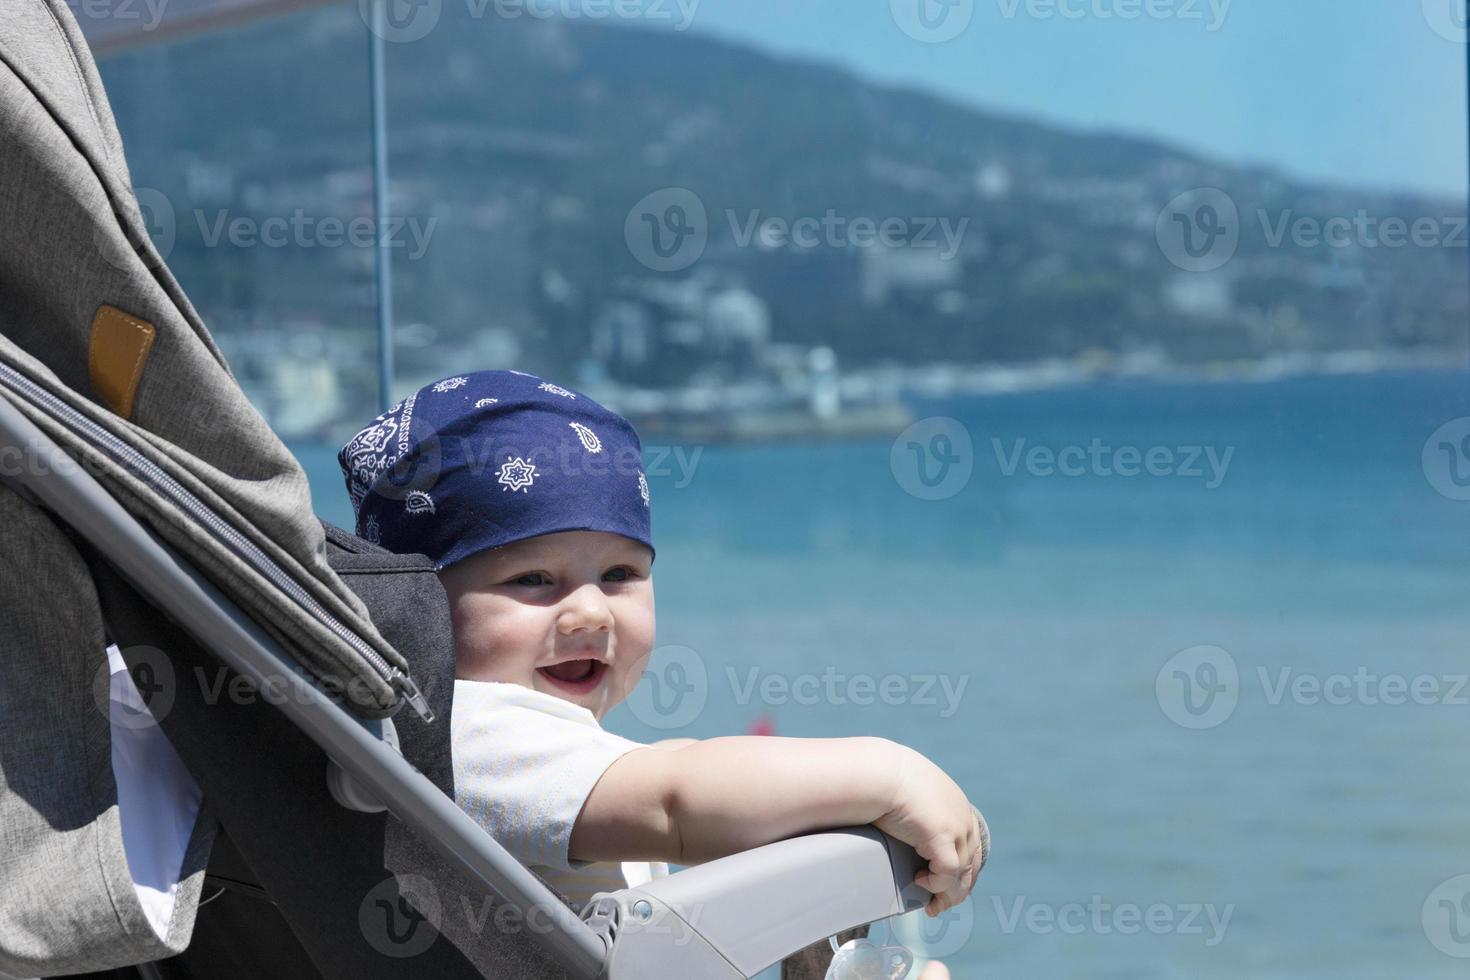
[338, 370, 986, 963]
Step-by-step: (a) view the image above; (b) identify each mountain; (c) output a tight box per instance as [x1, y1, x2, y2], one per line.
[99, 5, 1468, 400]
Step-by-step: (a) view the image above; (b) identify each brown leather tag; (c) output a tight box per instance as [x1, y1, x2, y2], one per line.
[89, 305, 156, 420]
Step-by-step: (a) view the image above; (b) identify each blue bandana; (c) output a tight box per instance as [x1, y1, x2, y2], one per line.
[338, 370, 653, 571]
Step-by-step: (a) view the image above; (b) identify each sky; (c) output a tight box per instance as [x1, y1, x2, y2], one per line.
[674, 0, 1468, 198]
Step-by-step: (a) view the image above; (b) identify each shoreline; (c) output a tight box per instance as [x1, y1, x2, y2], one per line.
[839, 347, 1466, 403]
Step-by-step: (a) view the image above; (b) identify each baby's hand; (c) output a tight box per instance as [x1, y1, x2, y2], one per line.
[872, 745, 988, 917]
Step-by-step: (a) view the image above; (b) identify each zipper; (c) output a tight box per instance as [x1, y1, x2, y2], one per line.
[0, 359, 433, 722]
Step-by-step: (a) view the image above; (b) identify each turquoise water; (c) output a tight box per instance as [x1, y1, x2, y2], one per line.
[296, 369, 1470, 978]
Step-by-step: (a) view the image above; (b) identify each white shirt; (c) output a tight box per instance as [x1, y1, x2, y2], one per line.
[107, 643, 204, 941]
[451, 679, 669, 912]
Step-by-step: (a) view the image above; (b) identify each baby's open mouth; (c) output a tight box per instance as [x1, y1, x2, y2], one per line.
[537, 659, 606, 693]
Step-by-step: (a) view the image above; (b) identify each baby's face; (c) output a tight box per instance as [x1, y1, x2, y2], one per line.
[437, 530, 655, 721]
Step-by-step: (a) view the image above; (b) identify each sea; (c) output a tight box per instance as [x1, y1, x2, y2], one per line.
[295, 369, 1470, 979]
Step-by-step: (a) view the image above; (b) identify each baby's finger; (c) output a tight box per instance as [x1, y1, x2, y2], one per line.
[913, 872, 949, 916]
[963, 841, 982, 892]
[924, 838, 964, 895]
[928, 887, 959, 917]
[959, 828, 984, 893]
[914, 868, 954, 901]
[938, 857, 973, 909]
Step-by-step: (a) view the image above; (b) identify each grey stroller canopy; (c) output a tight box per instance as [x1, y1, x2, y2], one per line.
[0, 3, 935, 977]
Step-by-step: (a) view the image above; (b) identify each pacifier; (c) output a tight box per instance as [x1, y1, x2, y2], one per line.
[822, 935, 915, 980]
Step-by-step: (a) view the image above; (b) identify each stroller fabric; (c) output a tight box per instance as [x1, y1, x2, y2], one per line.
[0, 0, 411, 719]
[0, 1, 435, 972]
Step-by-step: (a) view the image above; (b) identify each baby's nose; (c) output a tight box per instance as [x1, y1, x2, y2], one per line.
[557, 584, 614, 632]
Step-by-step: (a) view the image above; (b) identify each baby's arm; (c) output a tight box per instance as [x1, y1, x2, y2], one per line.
[569, 735, 984, 915]
[571, 735, 897, 865]
[648, 737, 699, 751]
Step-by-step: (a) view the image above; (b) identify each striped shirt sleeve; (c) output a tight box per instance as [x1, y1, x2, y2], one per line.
[450, 679, 649, 872]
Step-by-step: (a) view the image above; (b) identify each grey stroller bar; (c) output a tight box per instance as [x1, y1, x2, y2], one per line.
[0, 385, 932, 977]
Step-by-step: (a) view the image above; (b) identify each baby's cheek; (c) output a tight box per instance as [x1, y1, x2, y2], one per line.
[622, 620, 655, 667]
[452, 610, 526, 675]
[450, 630, 502, 681]
[621, 589, 656, 648]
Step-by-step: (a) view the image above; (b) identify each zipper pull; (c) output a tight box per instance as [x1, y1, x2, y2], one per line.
[391, 669, 435, 723]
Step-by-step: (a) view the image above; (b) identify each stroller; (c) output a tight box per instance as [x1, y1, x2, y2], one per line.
[0, 2, 941, 977]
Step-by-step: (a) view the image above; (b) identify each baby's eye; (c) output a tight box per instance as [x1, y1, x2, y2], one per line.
[603, 566, 634, 583]
[512, 572, 550, 587]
